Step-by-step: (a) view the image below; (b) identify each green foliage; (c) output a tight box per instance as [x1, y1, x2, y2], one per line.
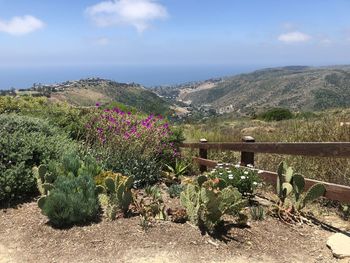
[0, 96, 91, 140]
[207, 164, 260, 196]
[100, 174, 134, 219]
[86, 109, 179, 188]
[167, 184, 184, 198]
[38, 174, 100, 227]
[163, 158, 189, 185]
[180, 179, 246, 232]
[275, 161, 326, 211]
[258, 108, 294, 121]
[33, 164, 56, 196]
[134, 186, 166, 230]
[250, 206, 265, 221]
[0, 114, 77, 204]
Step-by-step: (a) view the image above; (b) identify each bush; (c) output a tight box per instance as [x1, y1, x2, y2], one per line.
[0, 96, 91, 140]
[0, 114, 77, 204]
[207, 163, 260, 196]
[86, 107, 179, 187]
[39, 174, 99, 227]
[258, 108, 293, 121]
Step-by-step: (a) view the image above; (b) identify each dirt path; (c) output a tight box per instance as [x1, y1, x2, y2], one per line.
[0, 202, 338, 263]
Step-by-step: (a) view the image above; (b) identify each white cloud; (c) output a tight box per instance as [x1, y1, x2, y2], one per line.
[86, 0, 168, 33]
[0, 15, 44, 36]
[95, 37, 110, 45]
[278, 31, 311, 43]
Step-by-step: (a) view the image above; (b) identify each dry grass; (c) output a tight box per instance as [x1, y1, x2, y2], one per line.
[182, 109, 350, 186]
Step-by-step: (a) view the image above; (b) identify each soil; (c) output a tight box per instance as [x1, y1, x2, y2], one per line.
[0, 199, 344, 263]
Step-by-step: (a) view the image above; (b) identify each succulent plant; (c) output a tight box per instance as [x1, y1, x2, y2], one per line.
[275, 161, 326, 211]
[180, 183, 246, 232]
[100, 174, 134, 219]
[33, 164, 56, 196]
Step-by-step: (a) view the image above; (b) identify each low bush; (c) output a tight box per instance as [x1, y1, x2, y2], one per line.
[207, 164, 260, 196]
[86, 106, 182, 187]
[258, 108, 293, 121]
[38, 174, 100, 227]
[0, 114, 77, 204]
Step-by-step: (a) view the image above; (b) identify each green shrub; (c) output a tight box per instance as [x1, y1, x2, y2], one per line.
[258, 108, 293, 121]
[39, 174, 100, 227]
[0, 96, 91, 140]
[0, 114, 77, 204]
[207, 164, 260, 196]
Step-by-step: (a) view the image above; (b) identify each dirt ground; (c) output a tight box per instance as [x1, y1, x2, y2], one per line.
[0, 200, 345, 263]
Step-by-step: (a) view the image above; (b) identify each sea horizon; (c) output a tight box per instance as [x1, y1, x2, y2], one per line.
[0, 64, 264, 90]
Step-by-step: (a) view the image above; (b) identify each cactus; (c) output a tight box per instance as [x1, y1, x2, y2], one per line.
[101, 175, 134, 219]
[180, 184, 245, 232]
[297, 183, 326, 210]
[274, 162, 325, 212]
[180, 184, 201, 223]
[33, 164, 56, 196]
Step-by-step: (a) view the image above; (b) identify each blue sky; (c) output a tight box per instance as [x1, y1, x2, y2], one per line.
[1, 0, 350, 69]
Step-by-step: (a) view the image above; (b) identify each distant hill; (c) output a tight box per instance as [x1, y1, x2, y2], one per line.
[11, 78, 171, 114]
[153, 66, 350, 115]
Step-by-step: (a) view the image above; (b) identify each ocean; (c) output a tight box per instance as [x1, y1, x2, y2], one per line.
[0, 64, 259, 90]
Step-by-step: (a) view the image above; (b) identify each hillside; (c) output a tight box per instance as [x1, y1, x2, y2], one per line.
[14, 78, 171, 114]
[154, 66, 350, 115]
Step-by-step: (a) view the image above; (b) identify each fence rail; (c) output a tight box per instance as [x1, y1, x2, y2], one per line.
[180, 137, 350, 203]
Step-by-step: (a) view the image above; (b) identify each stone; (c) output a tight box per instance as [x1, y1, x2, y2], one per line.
[327, 233, 350, 259]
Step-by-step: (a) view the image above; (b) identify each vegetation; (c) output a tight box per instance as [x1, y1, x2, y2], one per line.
[0, 114, 77, 204]
[182, 108, 350, 185]
[38, 174, 100, 227]
[86, 106, 181, 187]
[270, 162, 326, 224]
[180, 180, 246, 233]
[155, 66, 350, 117]
[102, 174, 134, 219]
[257, 108, 293, 121]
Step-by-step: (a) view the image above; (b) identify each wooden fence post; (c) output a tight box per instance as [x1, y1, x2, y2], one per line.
[240, 136, 255, 166]
[199, 138, 208, 173]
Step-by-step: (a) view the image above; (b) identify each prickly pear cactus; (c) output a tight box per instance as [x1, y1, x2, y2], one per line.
[298, 183, 325, 210]
[274, 162, 325, 212]
[102, 175, 134, 219]
[180, 184, 246, 232]
[33, 164, 55, 196]
[180, 184, 200, 224]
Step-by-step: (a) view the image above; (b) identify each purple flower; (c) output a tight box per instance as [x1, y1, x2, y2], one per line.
[95, 102, 100, 107]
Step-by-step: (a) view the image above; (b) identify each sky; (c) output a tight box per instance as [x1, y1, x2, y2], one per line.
[1, 0, 350, 87]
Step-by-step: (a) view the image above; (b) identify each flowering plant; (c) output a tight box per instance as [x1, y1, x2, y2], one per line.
[85, 105, 179, 187]
[207, 163, 261, 196]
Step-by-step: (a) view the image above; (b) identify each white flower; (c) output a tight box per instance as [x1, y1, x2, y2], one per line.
[240, 176, 246, 180]
[253, 182, 258, 186]
[228, 174, 234, 180]
[217, 163, 223, 166]
[225, 167, 230, 170]
[234, 164, 240, 168]
[219, 172, 223, 175]
[244, 171, 249, 175]
[247, 164, 254, 168]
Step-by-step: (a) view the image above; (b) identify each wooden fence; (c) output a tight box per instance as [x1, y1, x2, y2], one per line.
[179, 136, 350, 203]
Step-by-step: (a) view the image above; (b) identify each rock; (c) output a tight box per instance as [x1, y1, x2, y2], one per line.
[327, 233, 350, 259]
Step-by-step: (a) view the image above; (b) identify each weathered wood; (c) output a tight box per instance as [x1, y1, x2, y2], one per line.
[240, 136, 255, 166]
[193, 157, 217, 168]
[199, 139, 208, 173]
[180, 142, 350, 158]
[258, 170, 350, 204]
